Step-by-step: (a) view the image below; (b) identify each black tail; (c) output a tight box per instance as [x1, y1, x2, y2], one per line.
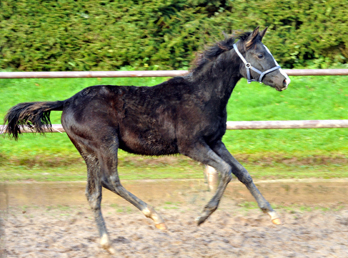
[3, 101, 65, 140]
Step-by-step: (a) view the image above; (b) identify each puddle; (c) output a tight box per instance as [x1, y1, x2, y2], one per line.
[1, 179, 348, 209]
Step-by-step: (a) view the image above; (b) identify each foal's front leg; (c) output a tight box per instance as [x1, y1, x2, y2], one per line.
[182, 142, 233, 225]
[212, 141, 281, 224]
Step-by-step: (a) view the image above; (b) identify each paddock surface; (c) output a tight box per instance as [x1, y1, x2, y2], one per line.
[1, 179, 348, 257]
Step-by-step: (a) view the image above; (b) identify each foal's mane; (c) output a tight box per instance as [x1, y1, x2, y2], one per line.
[190, 32, 252, 76]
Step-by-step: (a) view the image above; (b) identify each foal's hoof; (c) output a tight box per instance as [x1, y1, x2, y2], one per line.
[155, 223, 167, 230]
[195, 216, 206, 226]
[267, 211, 281, 225]
[195, 208, 214, 226]
[100, 234, 116, 255]
[272, 218, 282, 225]
[105, 246, 116, 255]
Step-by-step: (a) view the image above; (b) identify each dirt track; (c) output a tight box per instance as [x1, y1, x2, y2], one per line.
[1, 179, 348, 257]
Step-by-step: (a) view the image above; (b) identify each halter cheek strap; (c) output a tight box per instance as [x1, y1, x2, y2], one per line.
[233, 44, 281, 84]
[263, 44, 291, 86]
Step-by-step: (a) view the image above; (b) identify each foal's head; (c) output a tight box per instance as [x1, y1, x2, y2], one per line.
[235, 27, 290, 91]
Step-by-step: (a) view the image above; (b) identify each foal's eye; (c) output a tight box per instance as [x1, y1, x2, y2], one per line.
[257, 54, 264, 59]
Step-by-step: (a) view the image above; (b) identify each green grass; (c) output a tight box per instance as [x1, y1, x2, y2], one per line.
[1, 75, 347, 181]
[225, 76, 348, 155]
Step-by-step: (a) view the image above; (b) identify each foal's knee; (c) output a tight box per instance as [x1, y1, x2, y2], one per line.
[238, 172, 253, 185]
[222, 171, 233, 184]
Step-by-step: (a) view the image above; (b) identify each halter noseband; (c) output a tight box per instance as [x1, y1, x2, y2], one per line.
[233, 44, 281, 84]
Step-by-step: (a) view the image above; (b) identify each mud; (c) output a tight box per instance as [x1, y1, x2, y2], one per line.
[1, 179, 348, 257]
[4, 153, 348, 169]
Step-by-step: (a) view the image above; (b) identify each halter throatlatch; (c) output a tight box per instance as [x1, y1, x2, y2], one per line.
[233, 44, 281, 84]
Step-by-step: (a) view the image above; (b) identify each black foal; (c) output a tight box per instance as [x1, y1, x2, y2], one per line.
[4, 27, 290, 254]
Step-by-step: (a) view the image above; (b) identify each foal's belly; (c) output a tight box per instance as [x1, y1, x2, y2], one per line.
[118, 126, 178, 156]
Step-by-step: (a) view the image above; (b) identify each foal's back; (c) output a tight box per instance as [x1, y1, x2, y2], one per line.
[62, 77, 207, 156]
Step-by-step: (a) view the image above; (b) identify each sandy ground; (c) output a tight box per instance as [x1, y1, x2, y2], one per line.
[1, 179, 348, 257]
[2, 202, 348, 257]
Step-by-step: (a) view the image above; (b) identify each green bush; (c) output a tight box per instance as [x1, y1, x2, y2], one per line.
[0, 0, 347, 71]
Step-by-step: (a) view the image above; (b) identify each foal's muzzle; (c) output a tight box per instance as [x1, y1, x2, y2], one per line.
[278, 69, 291, 91]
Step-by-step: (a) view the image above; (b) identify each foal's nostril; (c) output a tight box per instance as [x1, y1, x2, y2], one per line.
[283, 79, 287, 88]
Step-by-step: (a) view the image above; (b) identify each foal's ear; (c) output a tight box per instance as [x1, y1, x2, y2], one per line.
[222, 31, 229, 39]
[260, 27, 268, 41]
[245, 26, 260, 49]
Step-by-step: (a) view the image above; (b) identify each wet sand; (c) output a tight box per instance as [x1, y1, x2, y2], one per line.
[3, 178, 348, 207]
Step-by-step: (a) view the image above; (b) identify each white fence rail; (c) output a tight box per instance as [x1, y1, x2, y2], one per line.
[1, 69, 347, 132]
[1, 69, 348, 79]
[1, 120, 348, 135]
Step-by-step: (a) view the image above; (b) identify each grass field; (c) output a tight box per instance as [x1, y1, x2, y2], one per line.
[1, 75, 347, 181]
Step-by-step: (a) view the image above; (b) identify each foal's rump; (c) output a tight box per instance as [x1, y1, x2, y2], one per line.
[62, 85, 180, 156]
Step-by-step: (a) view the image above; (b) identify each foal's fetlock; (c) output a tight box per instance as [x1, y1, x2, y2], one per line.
[195, 206, 217, 226]
[142, 206, 167, 230]
[100, 234, 116, 254]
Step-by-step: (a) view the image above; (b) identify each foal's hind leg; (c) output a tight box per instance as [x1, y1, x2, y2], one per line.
[65, 132, 116, 254]
[212, 141, 280, 224]
[97, 136, 167, 230]
[72, 147, 116, 254]
[85, 167, 116, 254]
[102, 180, 167, 229]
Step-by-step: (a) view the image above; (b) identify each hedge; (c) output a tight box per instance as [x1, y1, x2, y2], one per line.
[0, 0, 347, 71]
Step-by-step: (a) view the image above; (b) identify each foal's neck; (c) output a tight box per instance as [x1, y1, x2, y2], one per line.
[191, 50, 242, 109]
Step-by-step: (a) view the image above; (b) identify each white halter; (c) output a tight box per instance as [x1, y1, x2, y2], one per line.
[233, 44, 290, 85]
